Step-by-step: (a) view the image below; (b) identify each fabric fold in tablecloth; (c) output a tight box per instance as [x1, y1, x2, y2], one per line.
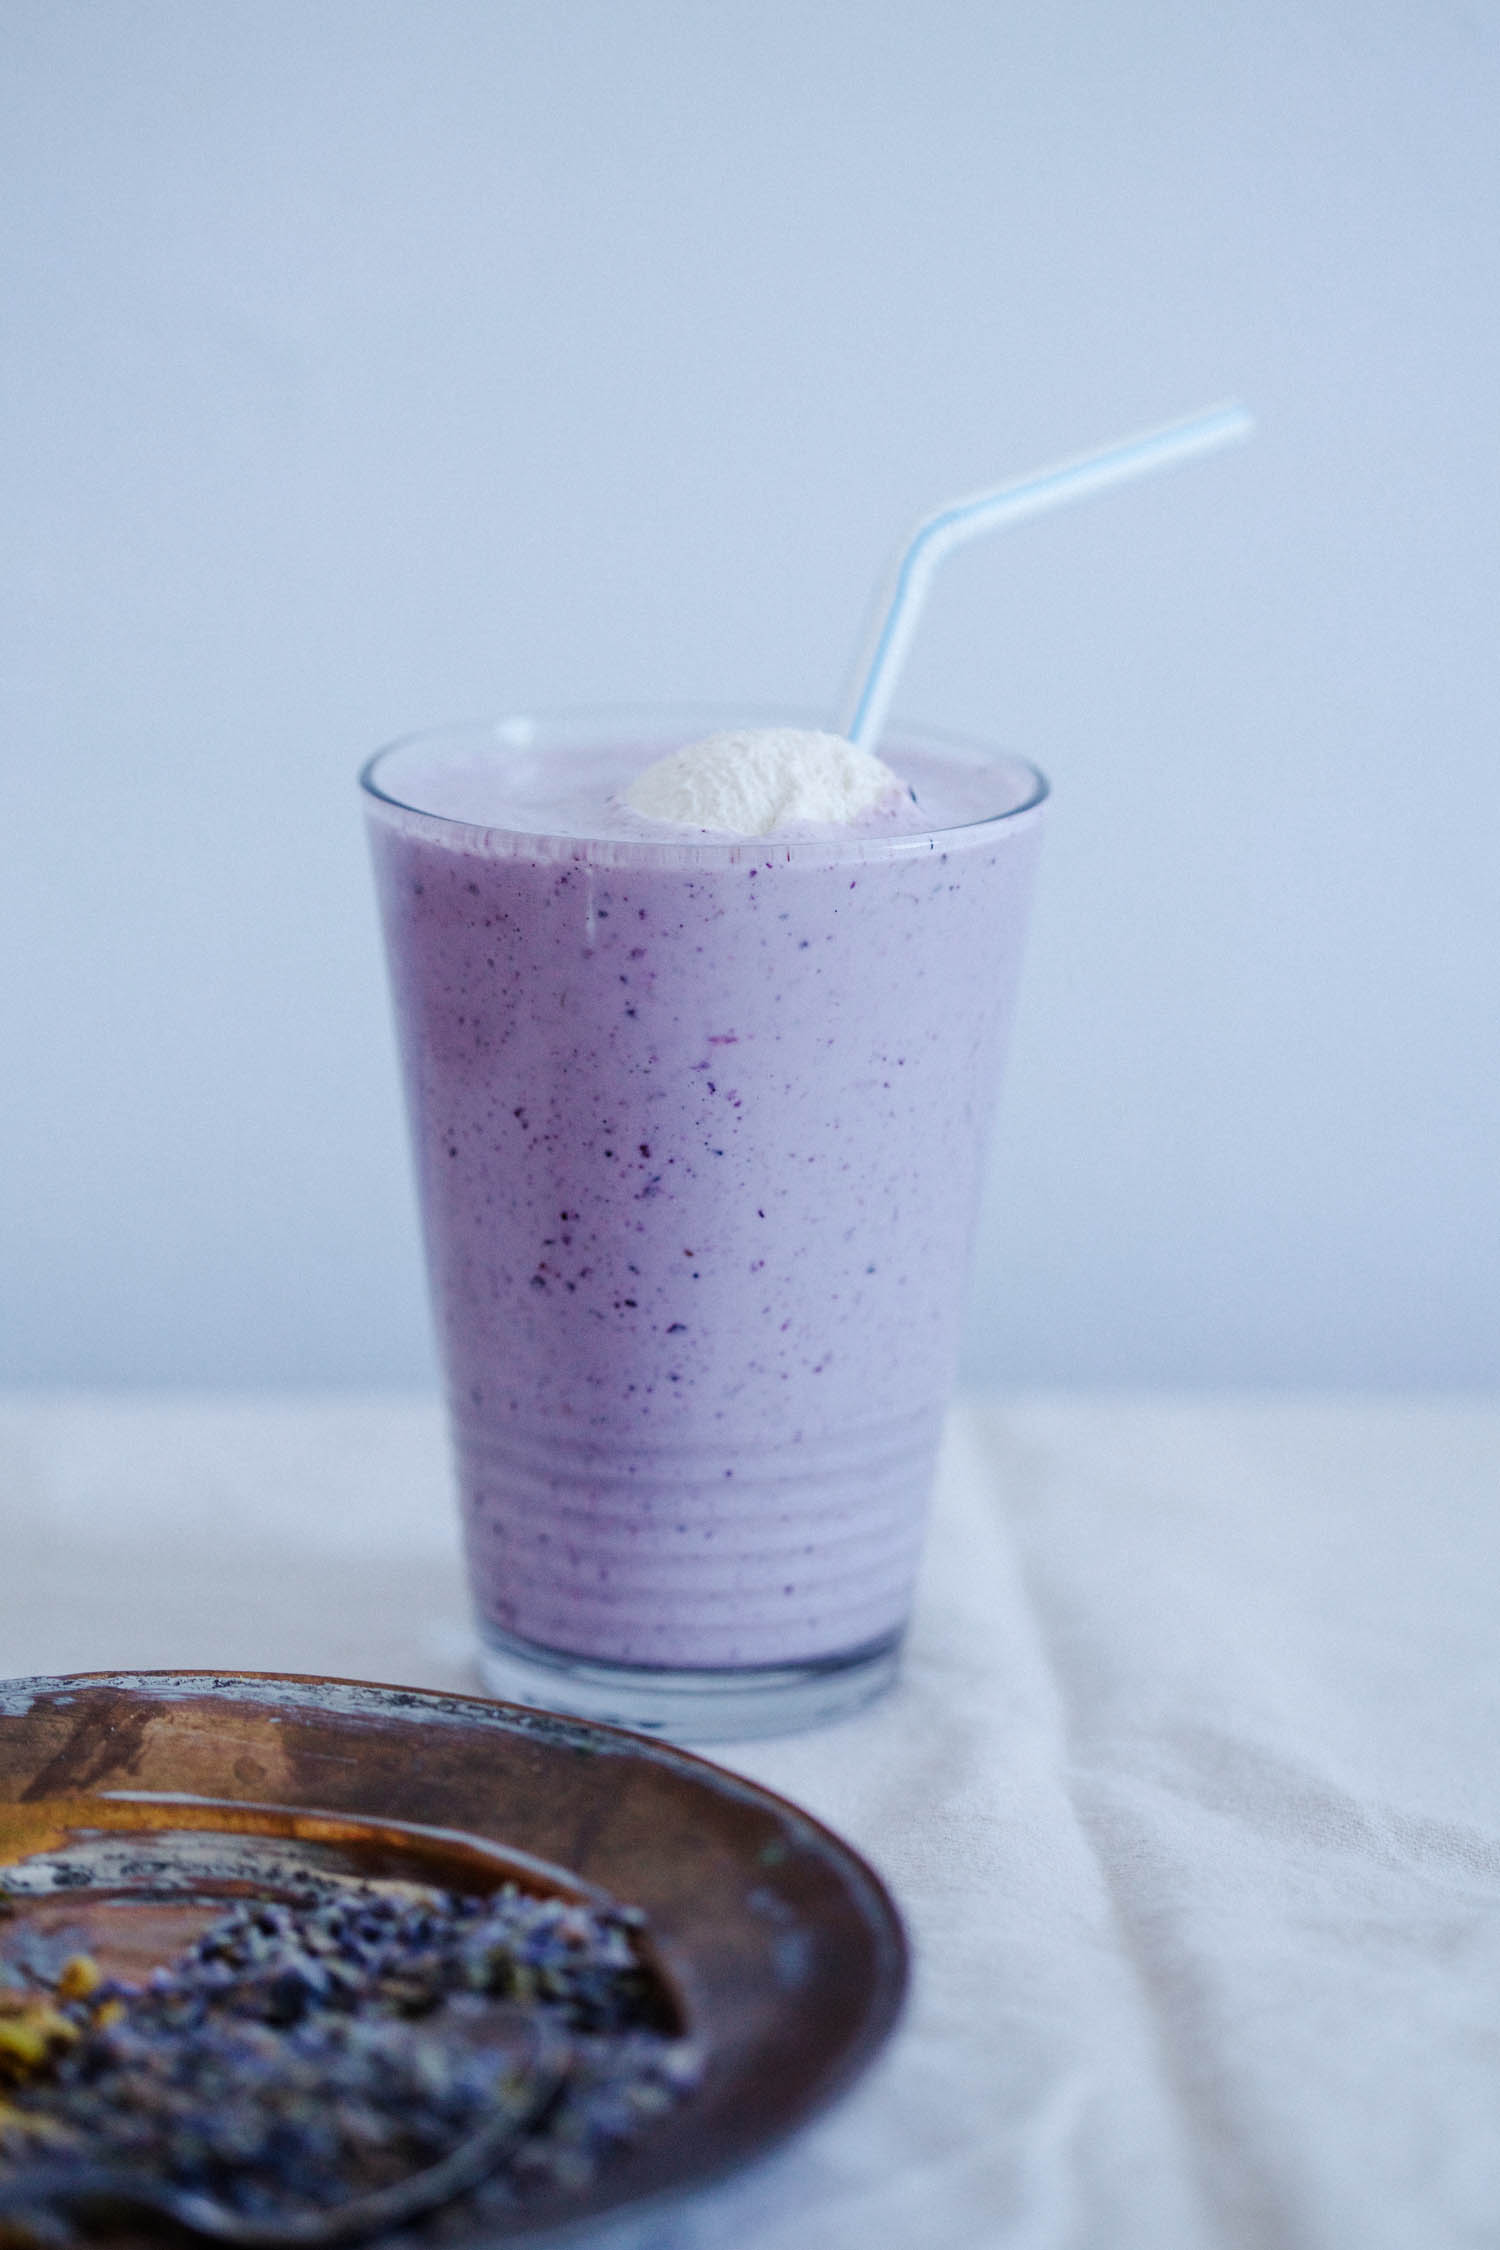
[736, 1400, 1500, 2250]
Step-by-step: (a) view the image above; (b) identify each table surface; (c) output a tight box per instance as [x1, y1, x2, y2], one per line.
[4, 1392, 1499, 2250]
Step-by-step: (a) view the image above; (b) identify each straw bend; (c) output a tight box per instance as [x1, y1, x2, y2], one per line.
[841, 400, 1253, 751]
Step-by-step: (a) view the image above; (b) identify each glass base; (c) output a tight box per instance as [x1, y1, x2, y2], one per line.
[473, 1622, 904, 1744]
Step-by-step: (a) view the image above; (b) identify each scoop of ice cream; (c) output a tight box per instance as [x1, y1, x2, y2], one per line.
[624, 727, 904, 837]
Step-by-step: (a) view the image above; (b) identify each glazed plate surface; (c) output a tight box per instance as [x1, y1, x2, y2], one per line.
[0, 1671, 907, 2240]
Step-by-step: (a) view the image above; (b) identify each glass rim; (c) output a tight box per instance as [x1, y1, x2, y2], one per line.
[359, 704, 1049, 862]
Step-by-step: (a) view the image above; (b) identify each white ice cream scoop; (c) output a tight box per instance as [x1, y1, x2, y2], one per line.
[625, 727, 903, 837]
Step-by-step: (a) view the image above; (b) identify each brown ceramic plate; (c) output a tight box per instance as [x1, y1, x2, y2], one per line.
[0, 1671, 907, 2240]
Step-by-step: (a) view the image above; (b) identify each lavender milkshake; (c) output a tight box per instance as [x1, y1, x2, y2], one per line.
[363, 712, 1044, 1736]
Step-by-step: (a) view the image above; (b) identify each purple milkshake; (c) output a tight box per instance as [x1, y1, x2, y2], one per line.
[363, 711, 1044, 1736]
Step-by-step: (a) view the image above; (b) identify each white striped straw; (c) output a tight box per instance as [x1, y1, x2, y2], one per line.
[840, 400, 1253, 752]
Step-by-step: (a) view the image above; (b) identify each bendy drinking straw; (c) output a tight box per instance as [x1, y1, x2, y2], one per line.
[841, 400, 1253, 752]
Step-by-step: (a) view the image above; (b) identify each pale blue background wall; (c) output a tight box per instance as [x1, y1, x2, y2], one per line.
[3, 1, 1497, 1389]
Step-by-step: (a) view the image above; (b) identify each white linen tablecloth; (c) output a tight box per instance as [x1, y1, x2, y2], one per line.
[3, 1393, 1499, 2249]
